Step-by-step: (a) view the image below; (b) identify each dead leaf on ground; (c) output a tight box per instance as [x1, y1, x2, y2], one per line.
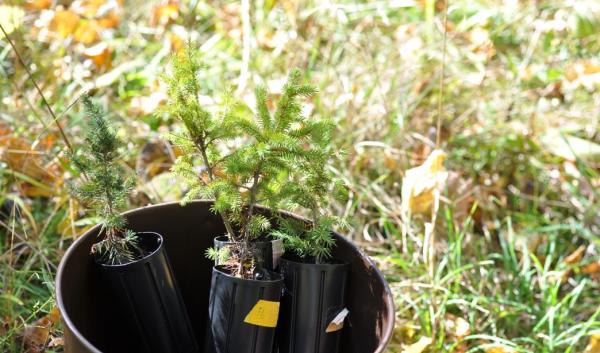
[73, 19, 101, 44]
[402, 336, 433, 353]
[50, 10, 81, 38]
[485, 346, 517, 353]
[563, 245, 586, 265]
[540, 131, 600, 161]
[26, 0, 53, 10]
[152, 1, 179, 27]
[83, 42, 112, 70]
[401, 149, 448, 215]
[445, 313, 471, 340]
[585, 332, 600, 353]
[21, 307, 60, 353]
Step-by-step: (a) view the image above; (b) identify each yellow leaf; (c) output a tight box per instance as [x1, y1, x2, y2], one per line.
[485, 346, 517, 353]
[243, 300, 280, 328]
[50, 10, 81, 38]
[585, 332, 600, 353]
[26, 0, 53, 10]
[97, 11, 120, 29]
[402, 336, 433, 353]
[73, 20, 100, 44]
[0, 5, 25, 37]
[401, 149, 448, 215]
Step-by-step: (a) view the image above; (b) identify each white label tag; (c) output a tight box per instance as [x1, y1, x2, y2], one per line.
[326, 308, 349, 333]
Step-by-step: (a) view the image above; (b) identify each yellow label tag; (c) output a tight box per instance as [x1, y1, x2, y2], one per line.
[244, 300, 280, 328]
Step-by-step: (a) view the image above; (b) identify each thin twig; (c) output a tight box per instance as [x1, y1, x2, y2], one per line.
[435, 0, 449, 148]
[236, 0, 251, 95]
[0, 23, 75, 153]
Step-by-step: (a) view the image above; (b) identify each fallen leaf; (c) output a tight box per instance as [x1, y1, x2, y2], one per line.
[73, 20, 101, 44]
[445, 313, 470, 340]
[541, 131, 600, 161]
[402, 336, 433, 353]
[0, 136, 53, 181]
[97, 11, 120, 29]
[582, 262, 600, 274]
[485, 346, 517, 353]
[50, 10, 81, 38]
[0, 5, 25, 36]
[562, 245, 586, 266]
[48, 336, 64, 348]
[401, 149, 448, 215]
[83, 42, 112, 70]
[153, 1, 179, 26]
[26, 0, 53, 10]
[21, 308, 60, 353]
[585, 332, 600, 353]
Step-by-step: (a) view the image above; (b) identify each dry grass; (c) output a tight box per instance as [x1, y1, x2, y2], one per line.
[1, 0, 600, 352]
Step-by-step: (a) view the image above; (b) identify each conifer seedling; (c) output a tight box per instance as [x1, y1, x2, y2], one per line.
[69, 95, 139, 265]
[164, 45, 331, 277]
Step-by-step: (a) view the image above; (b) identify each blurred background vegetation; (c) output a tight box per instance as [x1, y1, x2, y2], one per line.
[1, 0, 599, 352]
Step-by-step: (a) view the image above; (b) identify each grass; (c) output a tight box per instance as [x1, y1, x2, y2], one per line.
[1, 0, 600, 352]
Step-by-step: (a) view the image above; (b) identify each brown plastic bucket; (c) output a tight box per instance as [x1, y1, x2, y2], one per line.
[56, 201, 395, 353]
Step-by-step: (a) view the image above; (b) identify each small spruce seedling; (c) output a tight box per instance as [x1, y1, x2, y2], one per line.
[69, 95, 138, 265]
[270, 122, 346, 263]
[164, 45, 327, 277]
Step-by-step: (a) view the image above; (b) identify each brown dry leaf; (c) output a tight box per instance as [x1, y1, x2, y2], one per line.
[50, 10, 81, 38]
[401, 149, 448, 215]
[585, 332, 600, 353]
[152, 1, 179, 27]
[402, 336, 433, 353]
[73, 20, 101, 44]
[582, 262, 600, 274]
[563, 245, 586, 265]
[445, 313, 470, 340]
[83, 42, 112, 70]
[0, 136, 52, 181]
[22, 307, 60, 353]
[383, 150, 398, 170]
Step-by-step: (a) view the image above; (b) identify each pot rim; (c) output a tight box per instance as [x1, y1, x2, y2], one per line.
[96, 231, 163, 268]
[56, 200, 394, 353]
[274, 208, 395, 353]
[56, 203, 184, 353]
[213, 265, 282, 284]
[213, 235, 283, 244]
[280, 253, 349, 268]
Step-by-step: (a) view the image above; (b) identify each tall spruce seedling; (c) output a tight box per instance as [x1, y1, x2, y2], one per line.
[69, 95, 138, 265]
[164, 45, 327, 277]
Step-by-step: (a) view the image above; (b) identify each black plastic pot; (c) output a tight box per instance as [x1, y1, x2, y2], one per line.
[213, 235, 284, 270]
[204, 266, 282, 353]
[94, 232, 197, 353]
[277, 254, 349, 353]
[56, 201, 394, 353]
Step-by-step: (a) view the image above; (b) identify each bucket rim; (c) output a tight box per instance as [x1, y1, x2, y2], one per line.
[56, 200, 395, 352]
